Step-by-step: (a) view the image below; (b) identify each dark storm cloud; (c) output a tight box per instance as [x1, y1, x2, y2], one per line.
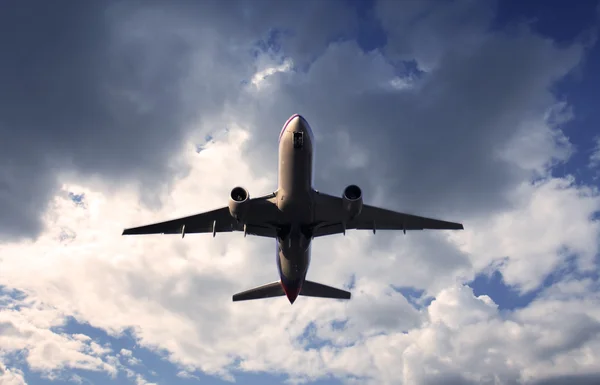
[0, 1, 197, 239]
[422, 374, 478, 385]
[0, 0, 355, 240]
[376, 0, 497, 69]
[532, 374, 600, 385]
[0, 0, 585, 240]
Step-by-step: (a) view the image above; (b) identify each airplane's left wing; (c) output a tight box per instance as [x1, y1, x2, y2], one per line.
[312, 192, 463, 237]
[122, 194, 281, 238]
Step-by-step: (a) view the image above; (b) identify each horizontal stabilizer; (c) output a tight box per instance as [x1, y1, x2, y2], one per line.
[232, 281, 285, 302]
[300, 280, 351, 300]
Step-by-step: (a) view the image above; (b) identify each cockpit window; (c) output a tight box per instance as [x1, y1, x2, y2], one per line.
[293, 132, 303, 149]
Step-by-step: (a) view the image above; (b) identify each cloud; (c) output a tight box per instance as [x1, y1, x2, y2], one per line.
[457, 176, 600, 292]
[1, 127, 598, 384]
[0, 0, 355, 241]
[0, 362, 26, 385]
[589, 136, 600, 169]
[0, 289, 118, 380]
[234, 24, 583, 229]
[1, 1, 599, 385]
[251, 58, 294, 88]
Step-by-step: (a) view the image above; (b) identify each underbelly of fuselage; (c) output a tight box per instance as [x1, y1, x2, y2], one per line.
[277, 238, 310, 281]
[276, 195, 313, 284]
[275, 187, 314, 287]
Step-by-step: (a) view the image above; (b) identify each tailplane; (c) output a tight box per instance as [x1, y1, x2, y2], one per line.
[232, 281, 285, 302]
[300, 280, 351, 300]
[232, 280, 351, 302]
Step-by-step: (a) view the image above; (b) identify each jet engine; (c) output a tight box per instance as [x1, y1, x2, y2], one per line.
[342, 184, 363, 218]
[229, 186, 250, 220]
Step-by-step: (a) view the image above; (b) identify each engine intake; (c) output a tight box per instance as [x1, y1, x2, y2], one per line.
[342, 184, 363, 218]
[229, 186, 250, 220]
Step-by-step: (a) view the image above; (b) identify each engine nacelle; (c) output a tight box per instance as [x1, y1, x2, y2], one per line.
[342, 184, 363, 218]
[228, 186, 250, 220]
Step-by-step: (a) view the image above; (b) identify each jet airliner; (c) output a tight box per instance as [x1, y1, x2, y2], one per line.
[122, 114, 464, 304]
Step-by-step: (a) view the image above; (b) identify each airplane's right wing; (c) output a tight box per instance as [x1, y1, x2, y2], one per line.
[312, 192, 463, 237]
[122, 193, 282, 238]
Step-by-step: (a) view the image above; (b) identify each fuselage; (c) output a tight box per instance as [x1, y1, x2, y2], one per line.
[276, 114, 315, 303]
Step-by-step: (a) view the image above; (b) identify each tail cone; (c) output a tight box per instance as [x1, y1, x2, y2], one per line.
[281, 281, 301, 304]
[286, 290, 300, 304]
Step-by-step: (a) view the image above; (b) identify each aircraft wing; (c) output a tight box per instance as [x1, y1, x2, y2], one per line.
[122, 194, 281, 238]
[312, 192, 464, 237]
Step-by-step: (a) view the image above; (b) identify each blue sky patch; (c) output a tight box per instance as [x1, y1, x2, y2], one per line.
[391, 285, 435, 309]
[68, 192, 86, 207]
[468, 270, 539, 311]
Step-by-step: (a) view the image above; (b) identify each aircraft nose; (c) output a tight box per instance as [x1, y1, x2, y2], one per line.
[287, 115, 305, 130]
[279, 114, 314, 144]
[288, 115, 313, 141]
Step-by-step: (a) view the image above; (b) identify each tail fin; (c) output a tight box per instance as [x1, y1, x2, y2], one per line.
[300, 280, 351, 300]
[232, 281, 285, 302]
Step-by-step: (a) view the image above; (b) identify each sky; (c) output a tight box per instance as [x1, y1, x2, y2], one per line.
[1, 0, 600, 384]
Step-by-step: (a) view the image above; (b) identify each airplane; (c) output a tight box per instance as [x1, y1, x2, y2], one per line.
[122, 114, 464, 304]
